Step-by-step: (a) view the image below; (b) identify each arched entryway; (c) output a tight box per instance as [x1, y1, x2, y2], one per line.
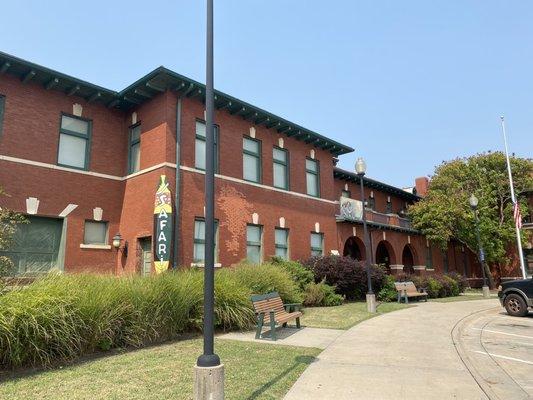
[343, 236, 365, 261]
[402, 245, 415, 274]
[376, 240, 395, 273]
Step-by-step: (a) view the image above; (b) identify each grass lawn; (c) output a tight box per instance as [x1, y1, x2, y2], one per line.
[301, 301, 411, 330]
[0, 337, 319, 400]
[429, 294, 494, 303]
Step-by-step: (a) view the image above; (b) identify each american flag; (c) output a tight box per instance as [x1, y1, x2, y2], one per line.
[514, 202, 522, 229]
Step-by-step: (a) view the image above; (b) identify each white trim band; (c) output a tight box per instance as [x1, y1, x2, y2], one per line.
[80, 244, 112, 250]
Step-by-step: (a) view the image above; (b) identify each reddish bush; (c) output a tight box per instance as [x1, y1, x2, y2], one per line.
[303, 255, 386, 300]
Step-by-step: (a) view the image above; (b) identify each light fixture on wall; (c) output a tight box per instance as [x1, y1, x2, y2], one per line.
[112, 233, 128, 257]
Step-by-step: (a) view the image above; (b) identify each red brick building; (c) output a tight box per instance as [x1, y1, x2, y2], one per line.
[0, 51, 511, 284]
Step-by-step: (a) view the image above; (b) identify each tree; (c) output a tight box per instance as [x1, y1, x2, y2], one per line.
[408, 152, 533, 285]
[0, 187, 26, 278]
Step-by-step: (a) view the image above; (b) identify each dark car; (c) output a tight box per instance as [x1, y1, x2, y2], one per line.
[498, 278, 533, 317]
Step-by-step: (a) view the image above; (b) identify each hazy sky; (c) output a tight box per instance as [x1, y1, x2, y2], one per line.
[1, 0, 532, 187]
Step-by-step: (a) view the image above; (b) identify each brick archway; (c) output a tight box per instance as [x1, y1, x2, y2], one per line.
[343, 236, 365, 261]
[375, 240, 397, 273]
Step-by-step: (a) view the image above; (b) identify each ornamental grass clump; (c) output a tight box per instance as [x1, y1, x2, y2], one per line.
[0, 263, 299, 369]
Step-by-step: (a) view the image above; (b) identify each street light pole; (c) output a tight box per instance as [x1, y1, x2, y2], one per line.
[469, 194, 490, 298]
[355, 157, 376, 313]
[194, 0, 224, 398]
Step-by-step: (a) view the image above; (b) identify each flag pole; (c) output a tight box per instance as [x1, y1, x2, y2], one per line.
[500, 116, 527, 279]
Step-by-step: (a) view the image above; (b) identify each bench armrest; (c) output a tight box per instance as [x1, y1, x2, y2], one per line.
[284, 303, 302, 312]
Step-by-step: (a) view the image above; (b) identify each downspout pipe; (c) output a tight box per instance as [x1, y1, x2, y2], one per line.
[173, 96, 182, 269]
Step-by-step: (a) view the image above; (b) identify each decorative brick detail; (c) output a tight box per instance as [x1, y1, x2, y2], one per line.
[217, 185, 252, 257]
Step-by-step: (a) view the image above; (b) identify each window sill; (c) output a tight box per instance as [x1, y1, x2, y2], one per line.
[80, 244, 112, 250]
[191, 263, 222, 268]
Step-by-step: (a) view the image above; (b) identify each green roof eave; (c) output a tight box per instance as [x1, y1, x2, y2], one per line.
[118, 67, 354, 156]
[333, 167, 421, 201]
[0, 50, 354, 156]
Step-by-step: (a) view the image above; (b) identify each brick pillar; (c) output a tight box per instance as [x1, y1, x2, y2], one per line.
[413, 265, 426, 276]
[389, 264, 404, 277]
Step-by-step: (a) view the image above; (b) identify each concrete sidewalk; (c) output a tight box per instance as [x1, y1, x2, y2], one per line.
[285, 299, 500, 400]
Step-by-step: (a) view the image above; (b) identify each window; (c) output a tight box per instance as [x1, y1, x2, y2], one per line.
[243, 137, 261, 183]
[273, 147, 289, 189]
[84, 221, 108, 245]
[341, 190, 351, 198]
[193, 218, 218, 263]
[128, 124, 141, 174]
[306, 159, 320, 197]
[310, 232, 324, 256]
[246, 224, 262, 264]
[0, 95, 5, 137]
[386, 199, 393, 214]
[195, 120, 219, 171]
[275, 228, 289, 259]
[368, 196, 375, 210]
[426, 244, 432, 269]
[58, 114, 91, 169]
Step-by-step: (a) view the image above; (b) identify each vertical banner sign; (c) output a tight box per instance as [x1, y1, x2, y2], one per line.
[153, 175, 173, 274]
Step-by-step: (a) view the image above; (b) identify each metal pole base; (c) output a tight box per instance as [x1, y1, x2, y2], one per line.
[482, 286, 490, 298]
[366, 293, 377, 313]
[194, 364, 225, 400]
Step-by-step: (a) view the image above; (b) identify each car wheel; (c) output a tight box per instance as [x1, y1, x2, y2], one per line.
[504, 294, 528, 317]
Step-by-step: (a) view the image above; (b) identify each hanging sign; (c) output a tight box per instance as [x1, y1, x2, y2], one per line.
[153, 175, 173, 274]
[340, 197, 363, 221]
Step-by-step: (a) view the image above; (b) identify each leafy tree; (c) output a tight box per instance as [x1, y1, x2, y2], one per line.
[0, 187, 26, 278]
[408, 152, 533, 284]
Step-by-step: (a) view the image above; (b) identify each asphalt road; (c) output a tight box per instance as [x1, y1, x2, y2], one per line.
[453, 306, 533, 399]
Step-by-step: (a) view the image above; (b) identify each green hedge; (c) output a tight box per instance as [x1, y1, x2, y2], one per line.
[0, 264, 297, 369]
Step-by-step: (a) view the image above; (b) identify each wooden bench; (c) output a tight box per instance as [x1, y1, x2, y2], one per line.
[395, 281, 428, 303]
[251, 292, 302, 341]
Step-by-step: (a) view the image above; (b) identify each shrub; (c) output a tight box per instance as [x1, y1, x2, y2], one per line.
[269, 256, 314, 291]
[425, 277, 443, 298]
[231, 262, 302, 303]
[377, 275, 397, 302]
[0, 263, 299, 369]
[303, 279, 343, 306]
[303, 255, 386, 300]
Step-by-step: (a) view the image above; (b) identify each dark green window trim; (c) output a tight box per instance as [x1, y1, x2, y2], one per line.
[273, 146, 289, 190]
[193, 217, 219, 263]
[195, 119, 219, 172]
[243, 136, 262, 183]
[426, 244, 432, 269]
[274, 227, 289, 259]
[128, 122, 141, 174]
[310, 232, 324, 256]
[246, 223, 263, 263]
[305, 158, 320, 197]
[83, 220, 109, 245]
[0, 95, 5, 138]
[57, 112, 92, 171]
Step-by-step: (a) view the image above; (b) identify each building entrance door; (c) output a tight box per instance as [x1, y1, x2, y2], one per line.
[139, 237, 152, 276]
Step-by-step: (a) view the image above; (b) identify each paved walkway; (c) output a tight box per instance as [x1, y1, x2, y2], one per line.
[285, 299, 501, 400]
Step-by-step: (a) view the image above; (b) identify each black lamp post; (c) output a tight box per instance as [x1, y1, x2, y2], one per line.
[194, 0, 224, 398]
[469, 194, 490, 298]
[355, 157, 376, 313]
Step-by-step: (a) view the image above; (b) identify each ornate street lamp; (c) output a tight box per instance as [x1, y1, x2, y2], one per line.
[469, 194, 490, 298]
[355, 157, 376, 313]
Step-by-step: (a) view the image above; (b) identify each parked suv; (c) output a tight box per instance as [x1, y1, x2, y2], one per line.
[498, 278, 533, 317]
